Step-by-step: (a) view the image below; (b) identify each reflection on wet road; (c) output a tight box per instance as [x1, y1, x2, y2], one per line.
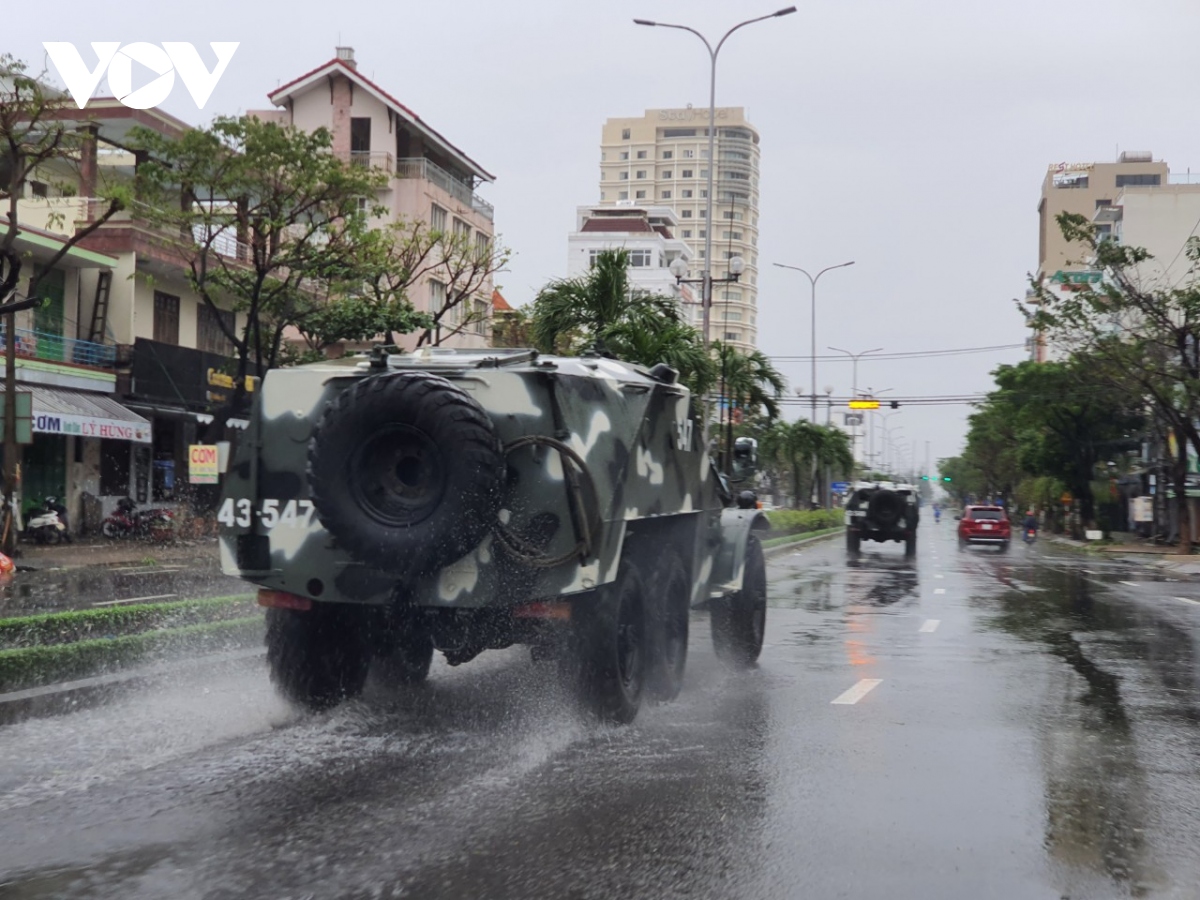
[1, 526, 1199, 898]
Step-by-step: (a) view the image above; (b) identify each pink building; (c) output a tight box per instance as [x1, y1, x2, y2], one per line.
[256, 47, 498, 348]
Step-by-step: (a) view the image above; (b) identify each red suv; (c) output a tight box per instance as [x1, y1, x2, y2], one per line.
[957, 506, 1011, 551]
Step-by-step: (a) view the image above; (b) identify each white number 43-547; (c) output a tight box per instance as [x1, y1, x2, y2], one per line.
[217, 498, 316, 529]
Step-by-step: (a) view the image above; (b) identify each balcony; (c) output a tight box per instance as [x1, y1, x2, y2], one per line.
[0, 326, 116, 368]
[335, 149, 395, 172]
[395, 157, 494, 222]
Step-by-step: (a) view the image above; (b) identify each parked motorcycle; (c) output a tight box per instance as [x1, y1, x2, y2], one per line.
[102, 498, 175, 541]
[26, 497, 69, 545]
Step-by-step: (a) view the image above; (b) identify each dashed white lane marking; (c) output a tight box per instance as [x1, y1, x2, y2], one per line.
[1175, 596, 1200, 606]
[1119, 581, 1140, 587]
[93, 593, 178, 607]
[831, 679, 883, 705]
[919, 619, 941, 633]
[934, 588, 946, 595]
[934, 574, 944, 579]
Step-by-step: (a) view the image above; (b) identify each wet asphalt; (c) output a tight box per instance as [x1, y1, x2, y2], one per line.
[1, 525, 1199, 899]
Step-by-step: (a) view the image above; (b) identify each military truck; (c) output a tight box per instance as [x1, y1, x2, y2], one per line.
[218, 347, 769, 723]
[844, 480, 919, 557]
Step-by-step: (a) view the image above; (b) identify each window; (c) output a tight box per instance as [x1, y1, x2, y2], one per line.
[429, 279, 447, 313]
[699, 208, 707, 217]
[724, 250, 738, 259]
[30, 181, 48, 198]
[724, 332, 741, 342]
[662, 128, 696, 138]
[662, 150, 673, 160]
[699, 230, 707, 238]
[628, 250, 653, 267]
[635, 190, 646, 199]
[430, 203, 447, 231]
[475, 231, 491, 258]
[723, 231, 742, 240]
[682, 189, 693, 198]
[660, 190, 671, 199]
[601, 192, 607, 201]
[473, 298, 488, 336]
[721, 290, 742, 301]
[682, 230, 692, 238]
[698, 250, 706, 259]
[720, 129, 753, 140]
[681, 210, 693, 218]
[723, 211, 744, 220]
[620, 171, 629, 180]
[621, 128, 630, 140]
[661, 170, 673, 179]
[700, 149, 709, 158]
[636, 150, 647, 159]
[453, 218, 471, 240]
[700, 169, 709, 178]
[600, 152, 606, 162]
[682, 169, 694, 178]
[700, 190, 708, 199]
[99, 439, 129, 496]
[1096, 199, 1113, 209]
[1116, 173, 1161, 187]
[618, 191, 628, 200]
[153, 291, 179, 344]
[600, 171, 606, 180]
[619, 151, 629, 160]
[722, 311, 743, 322]
[197, 304, 235, 356]
[724, 170, 750, 180]
[1055, 175, 1089, 189]
[635, 170, 646, 179]
[682, 149, 695, 158]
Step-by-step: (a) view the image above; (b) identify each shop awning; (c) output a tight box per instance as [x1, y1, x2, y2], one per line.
[3, 386, 152, 443]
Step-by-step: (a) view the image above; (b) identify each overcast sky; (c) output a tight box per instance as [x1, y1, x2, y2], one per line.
[14, 0, 1200, 470]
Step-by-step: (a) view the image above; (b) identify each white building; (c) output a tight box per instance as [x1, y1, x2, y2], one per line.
[567, 206, 695, 306]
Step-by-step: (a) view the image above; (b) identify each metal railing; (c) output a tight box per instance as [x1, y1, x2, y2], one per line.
[395, 157, 494, 221]
[336, 149, 396, 171]
[0, 326, 116, 368]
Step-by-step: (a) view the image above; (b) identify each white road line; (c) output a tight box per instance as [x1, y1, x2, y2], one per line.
[831, 678, 883, 705]
[934, 588, 946, 595]
[92, 593, 178, 607]
[1119, 581, 1140, 587]
[934, 574, 944, 579]
[1175, 596, 1200, 606]
[919, 619, 940, 633]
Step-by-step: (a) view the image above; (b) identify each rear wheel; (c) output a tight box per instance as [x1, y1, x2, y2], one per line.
[646, 551, 689, 703]
[371, 616, 434, 686]
[712, 535, 767, 668]
[265, 604, 371, 711]
[904, 533, 917, 557]
[569, 558, 646, 723]
[846, 530, 861, 553]
[999, 541, 1010, 554]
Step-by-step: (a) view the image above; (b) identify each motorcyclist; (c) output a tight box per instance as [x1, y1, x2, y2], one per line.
[1022, 510, 1038, 541]
[933, 503, 941, 524]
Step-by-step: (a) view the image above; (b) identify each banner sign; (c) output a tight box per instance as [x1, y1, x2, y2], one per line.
[188, 444, 220, 484]
[33, 412, 150, 443]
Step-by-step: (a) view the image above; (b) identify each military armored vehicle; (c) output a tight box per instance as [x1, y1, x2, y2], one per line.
[219, 347, 769, 723]
[844, 480, 919, 556]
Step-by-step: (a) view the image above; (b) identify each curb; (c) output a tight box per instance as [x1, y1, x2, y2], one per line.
[764, 529, 841, 558]
[0, 646, 264, 726]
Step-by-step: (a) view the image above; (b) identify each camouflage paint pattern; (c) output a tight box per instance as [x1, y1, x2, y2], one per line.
[220, 348, 759, 610]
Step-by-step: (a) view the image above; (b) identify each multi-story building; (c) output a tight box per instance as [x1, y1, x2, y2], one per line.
[1029, 152, 1173, 361]
[256, 47, 498, 349]
[566, 206, 694, 305]
[597, 107, 761, 352]
[6, 99, 250, 530]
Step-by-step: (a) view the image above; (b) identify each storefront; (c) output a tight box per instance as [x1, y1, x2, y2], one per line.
[127, 338, 252, 508]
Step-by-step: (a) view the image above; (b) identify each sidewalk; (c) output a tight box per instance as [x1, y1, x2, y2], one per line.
[12, 536, 220, 572]
[1047, 535, 1200, 578]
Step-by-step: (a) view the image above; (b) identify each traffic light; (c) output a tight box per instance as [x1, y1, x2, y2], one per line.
[920, 475, 930, 481]
[890, 400, 899, 409]
[943, 476, 952, 482]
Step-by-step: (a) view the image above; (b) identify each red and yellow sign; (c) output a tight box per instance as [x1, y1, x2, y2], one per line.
[188, 444, 219, 484]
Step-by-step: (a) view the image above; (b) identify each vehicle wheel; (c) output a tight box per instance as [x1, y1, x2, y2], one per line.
[999, 541, 1010, 553]
[846, 530, 861, 553]
[712, 535, 767, 668]
[101, 521, 120, 539]
[645, 550, 689, 703]
[307, 372, 505, 577]
[568, 557, 646, 724]
[371, 616, 435, 686]
[904, 533, 917, 557]
[265, 604, 371, 711]
[957, 538, 967, 551]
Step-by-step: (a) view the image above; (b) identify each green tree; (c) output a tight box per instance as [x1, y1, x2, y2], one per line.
[714, 341, 787, 422]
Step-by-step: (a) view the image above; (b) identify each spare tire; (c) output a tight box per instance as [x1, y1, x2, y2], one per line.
[866, 489, 904, 529]
[307, 372, 504, 576]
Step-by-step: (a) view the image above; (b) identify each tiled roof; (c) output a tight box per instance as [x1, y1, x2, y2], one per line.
[491, 289, 512, 312]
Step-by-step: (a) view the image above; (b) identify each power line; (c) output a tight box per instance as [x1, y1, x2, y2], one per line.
[766, 342, 1026, 362]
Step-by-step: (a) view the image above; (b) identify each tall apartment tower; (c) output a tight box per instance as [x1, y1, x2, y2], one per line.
[598, 107, 761, 352]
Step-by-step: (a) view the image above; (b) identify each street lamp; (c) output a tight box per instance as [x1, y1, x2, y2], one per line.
[829, 345, 883, 466]
[774, 261, 855, 422]
[637, 7, 797, 343]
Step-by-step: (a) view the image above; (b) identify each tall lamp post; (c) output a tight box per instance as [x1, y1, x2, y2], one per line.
[829, 345, 882, 466]
[635, 7, 797, 343]
[774, 261, 855, 421]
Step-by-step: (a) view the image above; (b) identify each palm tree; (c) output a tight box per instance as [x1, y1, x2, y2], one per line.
[714, 342, 787, 422]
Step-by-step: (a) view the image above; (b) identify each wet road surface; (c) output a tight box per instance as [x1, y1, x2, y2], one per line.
[1, 526, 1199, 898]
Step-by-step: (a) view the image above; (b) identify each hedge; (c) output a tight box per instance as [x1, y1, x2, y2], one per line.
[764, 508, 843, 537]
[0, 616, 265, 693]
[0, 594, 256, 651]
[761, 526, 842, 549]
